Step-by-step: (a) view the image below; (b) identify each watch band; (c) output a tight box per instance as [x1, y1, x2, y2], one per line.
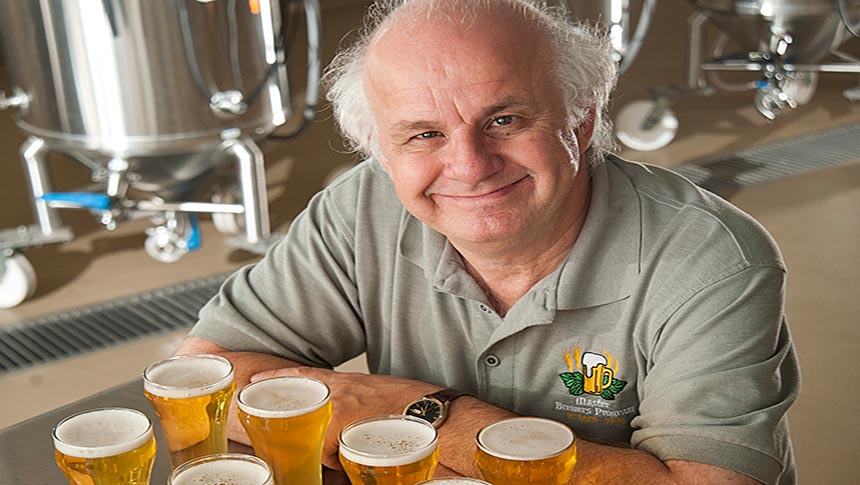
[425, 388, 470, 404]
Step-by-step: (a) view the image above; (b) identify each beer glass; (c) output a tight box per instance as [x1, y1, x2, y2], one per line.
[338, 414, 439, 485]
[416, 479, 491, 484]
[167, 453, 274, 485]
[143, 353, 235, 467]
[238, 376, 332, 485]
[53, 407, 157, 485]
[475, 417, 577, 485]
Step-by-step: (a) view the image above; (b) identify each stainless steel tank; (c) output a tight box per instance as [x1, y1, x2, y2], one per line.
[0, 0, 322, 307]
[0, 0, 291, 199]
[690, 0, 852, 63]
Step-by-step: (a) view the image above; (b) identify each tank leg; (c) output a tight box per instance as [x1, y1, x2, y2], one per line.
[686, 12, 710, 93]
[21, 137, 65, 236]
[224, 136, 271, 246]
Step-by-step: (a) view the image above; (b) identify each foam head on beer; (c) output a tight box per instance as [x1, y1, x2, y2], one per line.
[238, 376, 330, 416]
[168, 453, 273, 485]
[143, 353, 234, 398]
[53, 407, 153, 458]
[339, 415, 438, 466]
[478, 417, 574, 460]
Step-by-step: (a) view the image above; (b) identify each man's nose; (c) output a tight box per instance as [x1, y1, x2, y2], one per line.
[443, 133, 502, 184]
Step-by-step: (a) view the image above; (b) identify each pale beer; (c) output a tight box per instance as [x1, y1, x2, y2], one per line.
[238, 376, 332, 485]
[168, 453, 274, 485]
[416, 479, 491, 484]
[53, 407, 156, 485]
[475, 417, 577, 485]
[143, 353, 235, 467]
[338, 414, 439, 485]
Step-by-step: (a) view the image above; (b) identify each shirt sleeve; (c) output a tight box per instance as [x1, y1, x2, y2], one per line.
[631, 265, 800, 484]
[188, 187, 368, 369]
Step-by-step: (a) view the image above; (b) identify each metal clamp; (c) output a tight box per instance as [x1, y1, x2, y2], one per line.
[0, 87, 29, 111]
[209, 90, 248, 116]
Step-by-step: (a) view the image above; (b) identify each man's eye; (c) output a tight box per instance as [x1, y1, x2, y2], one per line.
[413, 131, 441, 140]
[491, 115, 516, 127]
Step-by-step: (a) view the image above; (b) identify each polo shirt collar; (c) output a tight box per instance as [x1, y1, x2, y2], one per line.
[555, 157, 642, 309]
[398, 155, 642, 309]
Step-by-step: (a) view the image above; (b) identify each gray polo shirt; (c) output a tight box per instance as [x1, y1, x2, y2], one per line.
[192, 155, 799, 484]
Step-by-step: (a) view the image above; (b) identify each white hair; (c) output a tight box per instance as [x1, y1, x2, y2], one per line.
[322, 0, 618, 165]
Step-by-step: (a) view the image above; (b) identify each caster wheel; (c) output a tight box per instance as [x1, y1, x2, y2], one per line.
[212, 212, 243, 235]
[0, 253, 37, 308]
[144, 230, 189, 263]
[782, 72, 818, 106]
[615, 100, 679, 151]
[211, 187, 244, 235]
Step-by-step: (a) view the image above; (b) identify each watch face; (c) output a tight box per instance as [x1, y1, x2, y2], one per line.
[406, 399, 443, 424]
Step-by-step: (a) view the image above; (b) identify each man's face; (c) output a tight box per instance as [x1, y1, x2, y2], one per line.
[364, 12, 591, 251]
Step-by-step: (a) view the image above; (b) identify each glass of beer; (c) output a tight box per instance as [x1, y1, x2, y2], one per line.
[53, 407, 157, 485]
[167, 453, 274, 485]
[415, 479, 491, 484]
[338, 414, 439, 485]
[237, 376, 332, 485]
[143, 353, 235, 467]
[475, 417, 576, 485]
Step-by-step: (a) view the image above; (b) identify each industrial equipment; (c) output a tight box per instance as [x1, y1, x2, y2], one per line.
[615, 0, 860, 151]
[0, 0, 321, 308]
[562, 0, 658, 74]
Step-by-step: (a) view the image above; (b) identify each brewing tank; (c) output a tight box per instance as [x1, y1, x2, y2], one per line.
[0, 0, 290, 159]
[689, 0, 852, 63]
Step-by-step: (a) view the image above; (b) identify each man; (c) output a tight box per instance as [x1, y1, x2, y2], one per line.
[179, 0, 799, 482]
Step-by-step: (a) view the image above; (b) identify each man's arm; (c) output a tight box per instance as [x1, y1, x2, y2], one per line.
[174, 336, 304, 445]
[439, 396, 760, 484]
[249, 366, 760, 484]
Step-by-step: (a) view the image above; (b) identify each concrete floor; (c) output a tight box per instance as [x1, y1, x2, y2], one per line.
[1, 2, 858, 483]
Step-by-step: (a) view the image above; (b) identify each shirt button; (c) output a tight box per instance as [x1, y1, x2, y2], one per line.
[484, 354, 500, 367]
[479, 304, 492, 314]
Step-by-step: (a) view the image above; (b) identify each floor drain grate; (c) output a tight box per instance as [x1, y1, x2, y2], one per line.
[673, 123, 860, 197]
[0, 273, 228, 374]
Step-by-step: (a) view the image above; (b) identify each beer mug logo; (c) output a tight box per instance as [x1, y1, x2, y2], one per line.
[559, 350, 627, 400]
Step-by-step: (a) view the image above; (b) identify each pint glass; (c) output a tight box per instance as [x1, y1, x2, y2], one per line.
[338, 414, 439, 485]
[167, 453, 274, 485]
[53, 407, 157, 485]
[238, 376, 332, 485]
[416, 479, 491, 484]
[143, 353, 235, 467]
[475, 417, 577, 485]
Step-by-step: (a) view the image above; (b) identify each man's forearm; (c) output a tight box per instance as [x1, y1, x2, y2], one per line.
[175, 336, 303, 445]
[437, 397, 754, 484]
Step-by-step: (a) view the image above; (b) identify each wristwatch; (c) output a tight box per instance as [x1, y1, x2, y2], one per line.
[403, 389, 470, 428]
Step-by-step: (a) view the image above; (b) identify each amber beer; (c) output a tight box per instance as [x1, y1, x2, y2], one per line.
[475, 417, 577, 485]
[238, 376, 332, 485]
[416, 479, 491, 484]
[338, 414, 439, 485]
[143, 353, 235, 467]
[53, 407, 157, 485]
[168, 453, 274, 485]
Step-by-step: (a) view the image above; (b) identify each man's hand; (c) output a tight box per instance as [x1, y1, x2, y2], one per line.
[250, 366, 444, 470]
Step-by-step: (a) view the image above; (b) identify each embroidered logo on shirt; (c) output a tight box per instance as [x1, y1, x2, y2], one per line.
[559, 349, 627, 400]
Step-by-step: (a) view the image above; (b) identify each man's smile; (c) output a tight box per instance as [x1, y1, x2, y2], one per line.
[430, 175, 530, 204]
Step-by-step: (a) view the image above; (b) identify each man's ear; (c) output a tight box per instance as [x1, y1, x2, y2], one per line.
[574, 106, 597, 158]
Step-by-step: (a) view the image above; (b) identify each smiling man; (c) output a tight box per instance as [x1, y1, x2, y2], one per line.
[178, 1, 799, 483]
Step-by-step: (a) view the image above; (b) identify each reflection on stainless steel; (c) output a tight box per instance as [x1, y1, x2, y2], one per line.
[561, 0, 658, 73]
[0, 0, 321, 307]
[0, 0, 292, 155]
[614, 0, 860, 151]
